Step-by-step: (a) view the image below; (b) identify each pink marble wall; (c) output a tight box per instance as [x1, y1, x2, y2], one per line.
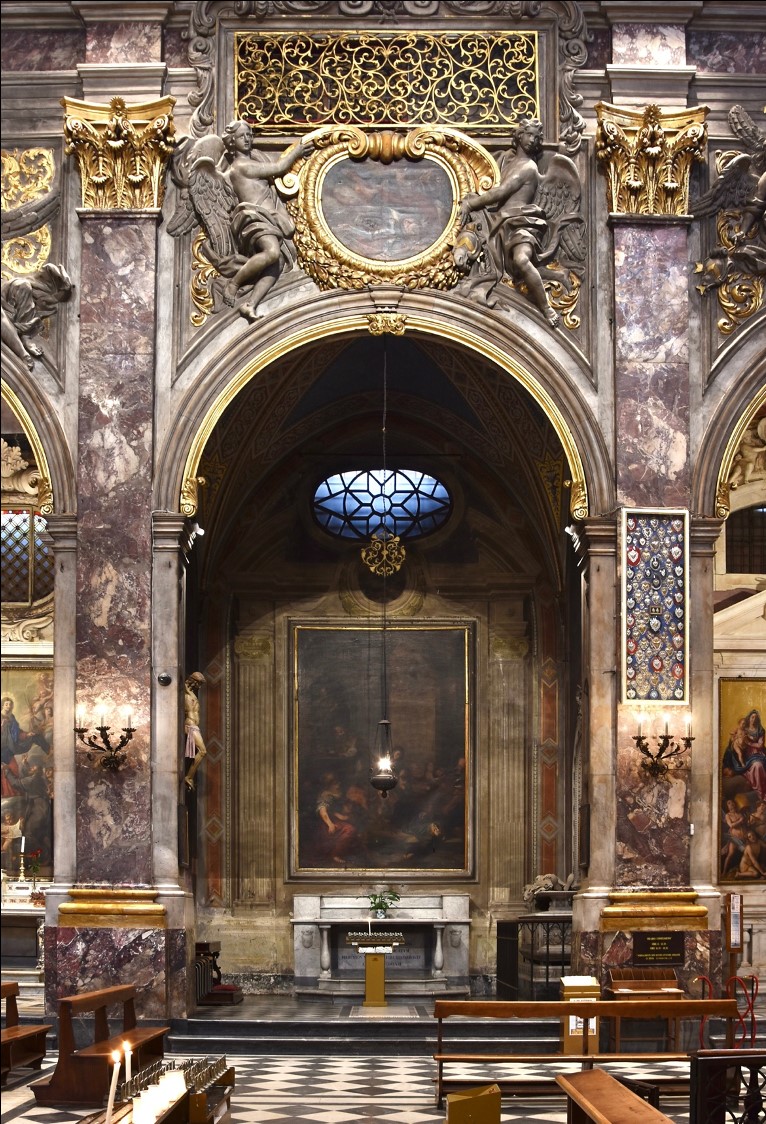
[1, 29, 84, 70]
[75, 214, 158, 884]
[164, 26, 189, 69]
[613, 224, 691, 508]
[46, 926, 168, 1018]
[615, 748, 691, 887]
[612, 24, 686, 67]
[86, 23, 162, 64]
[574, 928, 720, 997]
[688, 32, 766, 73]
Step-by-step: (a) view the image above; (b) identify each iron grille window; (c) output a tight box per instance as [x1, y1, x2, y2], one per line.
[1, 509, 54, 604]
[313, 469, 451, 541]
[726, 505, 766, 574]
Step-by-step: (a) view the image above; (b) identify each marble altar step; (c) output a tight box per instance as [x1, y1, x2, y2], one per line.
[0, 968, 45, 1005]
[167, 1000, 561, 1057]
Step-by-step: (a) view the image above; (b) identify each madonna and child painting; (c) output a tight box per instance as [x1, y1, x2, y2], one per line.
[719, 680, 766, 882]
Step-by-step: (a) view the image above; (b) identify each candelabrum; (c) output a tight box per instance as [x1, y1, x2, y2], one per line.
[75, 720, 134, 770]
[633, 731, 694, 778]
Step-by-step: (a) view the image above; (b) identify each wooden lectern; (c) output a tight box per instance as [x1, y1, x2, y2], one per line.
[346, 932, 405, 1007]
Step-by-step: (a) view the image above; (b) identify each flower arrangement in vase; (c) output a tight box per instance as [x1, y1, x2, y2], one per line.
[368, 889, 400, 918]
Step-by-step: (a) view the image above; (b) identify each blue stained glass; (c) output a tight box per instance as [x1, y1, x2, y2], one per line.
[313, 469, 451, 541]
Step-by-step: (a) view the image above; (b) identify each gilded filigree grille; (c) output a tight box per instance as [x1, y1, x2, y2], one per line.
[1, 149, 55, 278]
[235, 31, 539, 133]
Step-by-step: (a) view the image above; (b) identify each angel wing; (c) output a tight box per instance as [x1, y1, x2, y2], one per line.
[729, 104, 766, 172]
[692, 151, 757, 217]
[1, 190, 60, 241]
[535, 152, 585, 271]
[166, 134, 238, 259]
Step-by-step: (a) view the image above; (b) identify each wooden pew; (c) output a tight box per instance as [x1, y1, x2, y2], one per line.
[32, 984, 169, 1106]
[1, 981, 52, 1085]
[433, 998, 739, 1106]
[556, 1068, 674, 1122]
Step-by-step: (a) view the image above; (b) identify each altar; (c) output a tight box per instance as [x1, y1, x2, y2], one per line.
[292, 893, 470, 998]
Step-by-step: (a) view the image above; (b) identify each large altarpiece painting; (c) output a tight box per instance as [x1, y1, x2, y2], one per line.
[291, 623, 472, 877]
[718, 678, 766, 883]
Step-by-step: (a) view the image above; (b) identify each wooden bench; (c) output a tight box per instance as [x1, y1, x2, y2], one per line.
[32, 984, 169, 1107]
[1, 981, 52, 1085]
[556, 1067, 674, 1122]
[433, 998, 739, 1106]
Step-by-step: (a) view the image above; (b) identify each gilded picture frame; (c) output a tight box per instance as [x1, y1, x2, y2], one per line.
[1, 663, 54, 881]
[718, 677, 766, 883]
[291, 622, 472, 878]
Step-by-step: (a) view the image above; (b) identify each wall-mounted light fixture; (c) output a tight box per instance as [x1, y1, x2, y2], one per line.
[633, 712, 693, 778]
[75, 707, 134, 770]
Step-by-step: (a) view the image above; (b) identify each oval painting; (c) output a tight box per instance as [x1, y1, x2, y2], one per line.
[320, 157, 455, 262]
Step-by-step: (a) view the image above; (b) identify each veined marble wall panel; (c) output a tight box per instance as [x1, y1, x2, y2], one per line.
[233, 628, 276, 907]
[614, 224, 691, 508]
[46, 925, 168, 1018]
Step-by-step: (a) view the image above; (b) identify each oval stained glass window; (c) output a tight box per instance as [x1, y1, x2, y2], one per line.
[313, 469, 451, 541]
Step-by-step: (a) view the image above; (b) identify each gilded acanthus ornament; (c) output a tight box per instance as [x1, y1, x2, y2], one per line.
[1, 148, 57, 278]
[361, 532, 406, 577]
[595, 103, 708, 216]
[180, 475, 206, 518]
[62, 95, 176, 210]
[367, 313, 407, 336]
[691, 104, 765, 334]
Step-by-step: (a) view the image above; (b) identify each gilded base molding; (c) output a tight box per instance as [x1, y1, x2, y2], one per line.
[58, 888, 166, 928]
[601, 890, 707, 932]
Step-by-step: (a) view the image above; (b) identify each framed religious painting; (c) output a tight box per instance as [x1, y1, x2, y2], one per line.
[718, 677, 766, 883]
[290, 622, 472, 878]
[1, 664, 54, 882]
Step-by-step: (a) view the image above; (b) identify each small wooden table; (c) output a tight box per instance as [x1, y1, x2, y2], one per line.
[346, 932, 405, 1008]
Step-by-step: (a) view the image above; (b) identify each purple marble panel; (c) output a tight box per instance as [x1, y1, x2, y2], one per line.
[612, 25, 686, 67]
[75, 214, 158, 884]
[602, 930, 633, 969]
[1, 28, 85, 71]
[614, 225, 691, 506]
[167, 928, 190, 1018]
[86, 23, 162, 64]
[586, 28, 611, 69]
[164, 27, 189, 69]
[53, 927, 167, 1018]
[688, 32, 766, 75]
[616, 747, 690, 886]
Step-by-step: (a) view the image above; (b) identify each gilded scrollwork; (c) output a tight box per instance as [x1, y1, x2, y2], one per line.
[286, 125, 496, 293]
[595, 103, 708, 216]
[180, 474, 207, 518]
[62, 95, 176, 210]
[691, 105, 765, 334]
[1, 148, 56, 278]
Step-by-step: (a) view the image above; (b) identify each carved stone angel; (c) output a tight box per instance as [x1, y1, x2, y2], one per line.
[167, 120, 313, 321]
[1, 263, 73, 370]
[456, 117, 585, 327]
[692, 104, 766, 287]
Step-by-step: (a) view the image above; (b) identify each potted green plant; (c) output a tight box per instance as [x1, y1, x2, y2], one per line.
[368, 888, 400, 918]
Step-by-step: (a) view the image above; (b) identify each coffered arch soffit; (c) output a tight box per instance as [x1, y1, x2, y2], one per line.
[156, 291, 612, 532]
[1, 362, 76, 515]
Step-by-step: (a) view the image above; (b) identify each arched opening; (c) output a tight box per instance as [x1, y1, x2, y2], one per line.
[179, 325, 593, 984]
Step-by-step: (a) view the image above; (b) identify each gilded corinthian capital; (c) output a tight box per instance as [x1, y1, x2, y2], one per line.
[595, 103, 708, 216]
[62, 96, 175, 210]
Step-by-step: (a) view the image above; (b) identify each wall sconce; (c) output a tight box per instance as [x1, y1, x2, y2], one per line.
[75, 708, 134, 770]
[633, 713, 693, 778]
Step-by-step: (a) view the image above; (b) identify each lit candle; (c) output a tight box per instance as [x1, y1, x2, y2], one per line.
[687, 716, 693, 739]
[105, 1049, 121, 1124]
[20, 835, 25, 853]
[122, 1040, 132, 1082]
[75, 707, 83, 728]
[125, 709, 133, 730]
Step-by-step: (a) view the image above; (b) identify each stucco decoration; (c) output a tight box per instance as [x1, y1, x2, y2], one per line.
[691, 104, 765, 335]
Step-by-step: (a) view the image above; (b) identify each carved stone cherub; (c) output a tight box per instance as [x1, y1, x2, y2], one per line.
[1, 263, 73, 369]
[456, 117, 585, 327]
[692, 104, 766, 289]
[167, 120, 313, 321]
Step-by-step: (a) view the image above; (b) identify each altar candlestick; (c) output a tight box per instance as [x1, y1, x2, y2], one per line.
[122, 1040, 132, 1081]
[105, 1050, 121, 1124]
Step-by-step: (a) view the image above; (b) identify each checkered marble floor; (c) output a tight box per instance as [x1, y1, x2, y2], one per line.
[1, 1054, 695, 1123]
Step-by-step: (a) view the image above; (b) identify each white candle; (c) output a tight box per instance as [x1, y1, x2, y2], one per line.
[20, 836, 25, 853]
[76, 707, 84, 728]
[368, 916, 371, 934]
[98, 709, 106, 728]
[122, 1040, 132, 1082]
[663, 714, 669, 737]
[105, 1049, 121, 1124]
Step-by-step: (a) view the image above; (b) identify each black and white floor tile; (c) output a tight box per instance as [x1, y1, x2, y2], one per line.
[1, 1054, 693, 1124]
